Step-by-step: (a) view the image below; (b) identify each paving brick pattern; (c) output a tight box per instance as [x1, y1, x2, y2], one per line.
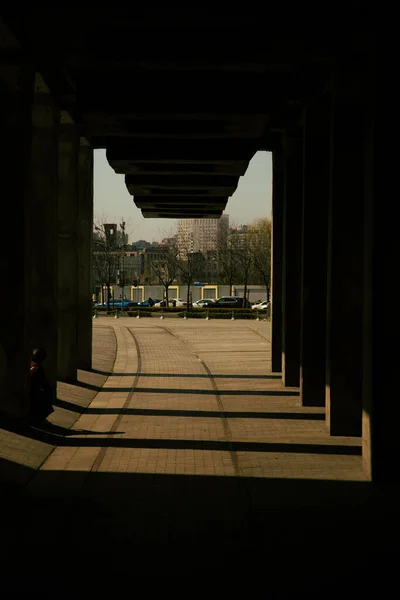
[26, 318, 365, 487]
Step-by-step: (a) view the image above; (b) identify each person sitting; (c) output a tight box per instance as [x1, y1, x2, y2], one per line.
[29, 348, 54, 422]
[148, 297, 155, 307]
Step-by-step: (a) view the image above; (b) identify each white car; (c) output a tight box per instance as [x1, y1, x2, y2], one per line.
[192, 298, 215, 308]
[252, 300, 270, 310]
[154, 298, 186, 308]
[172, 298, 186, 307]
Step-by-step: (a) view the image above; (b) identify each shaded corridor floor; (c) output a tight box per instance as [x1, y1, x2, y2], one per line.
[1, 319, 399, 594]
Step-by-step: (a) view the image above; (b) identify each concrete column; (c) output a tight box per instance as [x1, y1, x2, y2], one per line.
[281, 133, 303, 387]
[77, 139, 94, 371]
[271, 149, 284, 372]
[299, 102, 331, 406]
[58, 116, 80, 383]
[28, 74, 60, 400]
[325, 101, 365, 437]
[362, 59, 399, 482]
[0, 64, 34, 417]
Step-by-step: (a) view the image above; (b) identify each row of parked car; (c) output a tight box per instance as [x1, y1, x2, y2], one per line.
[193, 298, 270, 310]
[95, 298, 161, 308]
[95, 297, 270, 310]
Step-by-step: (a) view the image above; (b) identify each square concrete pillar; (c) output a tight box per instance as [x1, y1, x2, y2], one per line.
[325, 101, 366, 437]
[299, 102, 332, 406]
[0, 64, 34, 417]
[362, 65, 400, 482]
[282, 133, 303, 387]
[77, 139, 94, 371]
[28, 74, 60, 400]
[271, 149, 284, 373]
[58, 117, 80, 383]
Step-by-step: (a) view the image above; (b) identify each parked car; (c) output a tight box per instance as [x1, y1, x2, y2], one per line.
[95, 299, 138, 308]
[192, 298, 216, 308]
[137, 299, 160, 307]
[252, 300, 270, 310]
[154, 298, 186, 308]
[207, 296, 251, 309]
[173, 298, 187, 307]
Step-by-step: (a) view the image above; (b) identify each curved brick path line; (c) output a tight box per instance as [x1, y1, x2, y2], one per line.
[90, 327, 142, 471]
[91, 322, 241, 478]
[29, 324, 138, 485]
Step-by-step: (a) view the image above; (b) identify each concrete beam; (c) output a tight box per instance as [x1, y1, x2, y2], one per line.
[125, 173, 238, 197]
[126, 174, 238, 188]
[76, 72, 285, 114]
[110, 160, 249, 177]
[127, 186, 236, 197]
[84, 114, 268, 139]
[133, 196, 228, 210]
[141, 208, 225, 216]
[142, 209, 223, 219]
[107, 139, 257, 163]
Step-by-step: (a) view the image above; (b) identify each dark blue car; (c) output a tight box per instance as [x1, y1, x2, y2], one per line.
[96, 300, 138, 308]
[137, 299, 160, 307]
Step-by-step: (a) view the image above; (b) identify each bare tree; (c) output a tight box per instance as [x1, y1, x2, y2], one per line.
[149, 243, 179, 307]
[216, 230, 240, 295]
[247, 217, 272, 301]
[177, 251, 205, 308]
[93, 216, 131, 311]
[231, 233, 254, 306]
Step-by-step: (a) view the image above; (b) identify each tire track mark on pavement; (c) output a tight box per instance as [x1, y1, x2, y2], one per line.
[91, 326, 141, 472]
[157, 325, 243, 479]
[158, 325, 257, 522]
[246, 324, 271, 343]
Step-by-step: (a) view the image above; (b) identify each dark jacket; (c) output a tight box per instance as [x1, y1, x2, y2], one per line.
[29, 361, 54, 419]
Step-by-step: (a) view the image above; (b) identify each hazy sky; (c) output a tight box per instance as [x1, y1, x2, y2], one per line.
[94, 149, 272, 242]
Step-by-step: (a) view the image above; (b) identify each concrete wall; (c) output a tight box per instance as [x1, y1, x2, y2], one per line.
[233, 286, 269, 303]
[95, 284, 248, 303]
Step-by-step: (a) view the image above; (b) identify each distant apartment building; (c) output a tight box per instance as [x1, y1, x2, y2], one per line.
[178, 214, 229, 258]
[160, 234, 178, 246]
[131, 239, 151, 250]
[228, 224, 249, 248]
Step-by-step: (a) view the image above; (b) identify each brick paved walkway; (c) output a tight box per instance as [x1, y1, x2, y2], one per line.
[1, 318, 398, 594]
[28, 318, 365, 485]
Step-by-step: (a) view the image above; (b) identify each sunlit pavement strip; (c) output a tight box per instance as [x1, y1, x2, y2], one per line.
[38, 327, 135, 473]
[32, 317, 366, 486]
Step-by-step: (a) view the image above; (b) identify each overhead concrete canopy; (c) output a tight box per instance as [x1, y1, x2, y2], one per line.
[0, 6, 372, 217]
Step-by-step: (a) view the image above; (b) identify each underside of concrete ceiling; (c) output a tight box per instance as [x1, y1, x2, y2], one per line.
[0, 7, 373, 218]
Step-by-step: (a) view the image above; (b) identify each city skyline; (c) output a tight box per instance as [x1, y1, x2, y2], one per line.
[94, 150, 272, 243]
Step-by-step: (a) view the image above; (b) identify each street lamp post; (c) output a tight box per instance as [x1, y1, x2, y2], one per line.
[94, 224, 111, 311]
[120, 219, 126, 309]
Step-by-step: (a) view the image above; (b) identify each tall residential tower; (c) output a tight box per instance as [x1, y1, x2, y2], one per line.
[178, 214, 229, 257]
